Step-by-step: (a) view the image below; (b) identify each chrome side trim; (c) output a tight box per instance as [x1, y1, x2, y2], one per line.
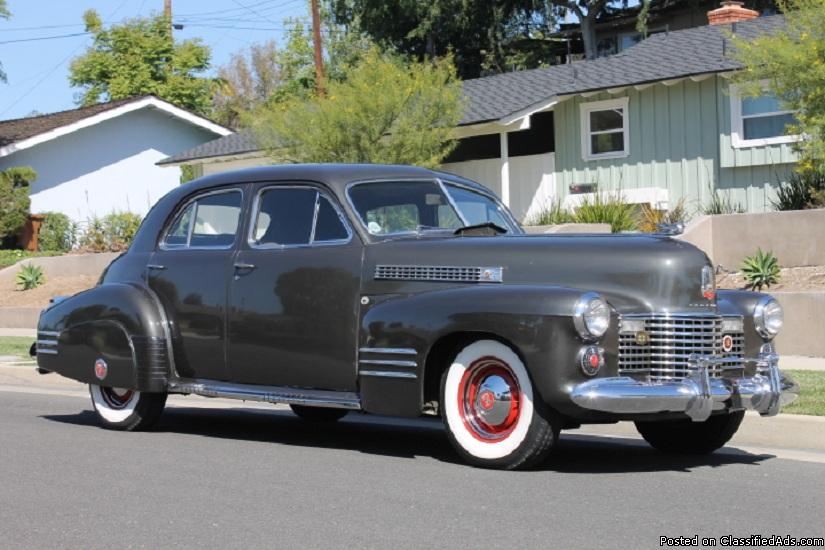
[34, 348, 58, 355]
[358, 359, 417, 368]
[374, 264, 503, 283]
[359, 370, 418, 379]
[358, 347, 417, 356]
[168, 379, 361, 410]
[37, 330, 60, 337]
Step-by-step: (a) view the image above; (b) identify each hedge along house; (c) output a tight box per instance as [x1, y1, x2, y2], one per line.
[0, 96, 231, 223]
[160, 8, 796, 222]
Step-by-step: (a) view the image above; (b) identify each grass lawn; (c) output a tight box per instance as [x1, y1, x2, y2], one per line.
[783, 370, 825, 416]
[0, 250, 61, 270]
[0, 336, 33, 359]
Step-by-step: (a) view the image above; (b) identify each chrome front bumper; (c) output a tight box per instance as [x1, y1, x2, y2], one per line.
[570, 353, 799, 422]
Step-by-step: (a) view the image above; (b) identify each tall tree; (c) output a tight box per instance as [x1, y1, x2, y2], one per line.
[0, 0, 11, 83]
[212, 18, 373, 127]
[69, 10, 214, 114]
[251, 48, 463, 167]
[0, 167, 36, 242]
[730, 0, 825, 173]
[328, 0, 560, 78]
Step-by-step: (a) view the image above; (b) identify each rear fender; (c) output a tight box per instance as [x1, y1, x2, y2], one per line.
[36, 283, 171, 392]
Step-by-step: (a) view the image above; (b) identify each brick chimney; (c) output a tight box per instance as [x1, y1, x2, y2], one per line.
[708, 0, 759, 25]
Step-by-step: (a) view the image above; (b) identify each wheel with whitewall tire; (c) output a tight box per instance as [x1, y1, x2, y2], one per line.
[440, 339, 560, 470]
[89, 385, 167, 431]
[289, 404, 348, 422]
[635, 410, 745, 454]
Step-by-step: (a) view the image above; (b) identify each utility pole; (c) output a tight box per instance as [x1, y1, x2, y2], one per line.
[310, 0, 326, 97]
[164, 0, 172, 37]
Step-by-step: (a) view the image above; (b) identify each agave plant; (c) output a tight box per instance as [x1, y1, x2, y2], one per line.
[741, 249, 780, 291]
[16, 262, 45, 291]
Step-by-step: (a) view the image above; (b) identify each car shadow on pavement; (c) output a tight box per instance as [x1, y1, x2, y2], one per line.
[42, 406, 774, 473]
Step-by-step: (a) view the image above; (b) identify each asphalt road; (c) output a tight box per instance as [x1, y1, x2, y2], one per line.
[1, 389, 824, 550]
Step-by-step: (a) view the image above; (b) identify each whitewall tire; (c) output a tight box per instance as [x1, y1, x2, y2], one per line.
[89, 385, 167, 431]
[440, 340, 560, 469]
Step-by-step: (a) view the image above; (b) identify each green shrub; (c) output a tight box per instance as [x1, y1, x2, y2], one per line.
[0, 167, 35, 241]
[741, 248, 781, 291]
[638, 197, 689, 233]
[771, 171, 825, 211]
[16, 262, 45, 291]
[574, 192, 638, 233]
[103, 211, 142, 251]
[526, 198, 575, 226]
[79, 212, 142, 252]
[0, 250, 60, 270]
[700, 191, 745, 215]
[37, 212, 75, 252]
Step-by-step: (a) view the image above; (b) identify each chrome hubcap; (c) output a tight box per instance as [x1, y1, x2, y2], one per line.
[458, 357, 521, 442]
[100, 387, 135, 410]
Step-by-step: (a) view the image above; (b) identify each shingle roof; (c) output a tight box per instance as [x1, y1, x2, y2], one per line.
[160, 15, 784, 165]
[157, 130, 261, 165]
[461, 14, 784, 124]
[0, 96, 150, 148]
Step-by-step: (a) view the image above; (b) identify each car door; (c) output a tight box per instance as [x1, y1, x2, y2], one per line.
[227, 184, 362, 391]
[148, 187, 244, 381]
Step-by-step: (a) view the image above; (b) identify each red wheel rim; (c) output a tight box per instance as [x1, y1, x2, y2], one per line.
[457, 356, 521, 442]
[100, 387, 135, 410]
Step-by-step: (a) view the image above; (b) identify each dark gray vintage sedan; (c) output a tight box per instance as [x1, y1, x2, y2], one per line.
[35, 164, 797, 469]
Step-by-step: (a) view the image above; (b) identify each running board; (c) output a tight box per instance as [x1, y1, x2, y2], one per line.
[168, 379, 362, 410]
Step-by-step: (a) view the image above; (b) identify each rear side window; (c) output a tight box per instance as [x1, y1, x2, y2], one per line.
[251, 187, 351, 247]
[163, 190, 242, 249]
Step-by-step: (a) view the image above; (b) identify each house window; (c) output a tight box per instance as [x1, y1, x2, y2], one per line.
[580, 97, 630, 161]
[730, 85, 798, 148]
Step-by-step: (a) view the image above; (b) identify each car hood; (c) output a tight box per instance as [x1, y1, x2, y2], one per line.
[362, 233, 716, 314]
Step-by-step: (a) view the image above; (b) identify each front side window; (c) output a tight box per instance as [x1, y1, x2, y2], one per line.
[251, 187, 350, 247]
[348, 180, 517, 237]
[731, 86, 798, 147]
[580, 98, 629, 160]
[163, 190, 242, 249]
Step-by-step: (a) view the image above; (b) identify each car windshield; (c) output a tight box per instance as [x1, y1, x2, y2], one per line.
[348, 180, 517, 236]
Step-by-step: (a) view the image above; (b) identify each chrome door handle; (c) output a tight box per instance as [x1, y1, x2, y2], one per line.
[147, 264, 166, 270]
[234, 262, 256, 271]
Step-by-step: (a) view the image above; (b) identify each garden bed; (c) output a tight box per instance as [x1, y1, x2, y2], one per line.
[0, 274, 97, 307]
[716, 266, 825, 291]
[0, 250, 61, 270]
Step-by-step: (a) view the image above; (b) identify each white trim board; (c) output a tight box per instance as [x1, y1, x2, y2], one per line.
[0, 96, 232, 159]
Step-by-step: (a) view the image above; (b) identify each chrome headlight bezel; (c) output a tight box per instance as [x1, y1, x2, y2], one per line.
[573, 293, 611, 341]
[754, 296, 783, 339]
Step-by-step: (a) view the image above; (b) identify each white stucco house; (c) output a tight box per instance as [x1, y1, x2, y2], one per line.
[0, 96, 231, 222]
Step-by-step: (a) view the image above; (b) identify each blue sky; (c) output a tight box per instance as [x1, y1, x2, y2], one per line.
[0, 0, 308, 120]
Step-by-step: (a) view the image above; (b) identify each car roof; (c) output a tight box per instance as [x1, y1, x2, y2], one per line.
[183, 163, 493, 196]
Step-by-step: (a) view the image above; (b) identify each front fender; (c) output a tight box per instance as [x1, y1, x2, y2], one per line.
[359, 285, 616, 416]
[36, 282, 171, 392]
[717, 289, 770, 354]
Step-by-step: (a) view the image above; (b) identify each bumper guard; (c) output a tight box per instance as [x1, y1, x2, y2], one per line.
[570, 353, 799, 422]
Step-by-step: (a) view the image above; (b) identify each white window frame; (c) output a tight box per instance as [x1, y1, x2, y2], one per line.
[730, 83, 800, 148]
[580, 97, 630, 161]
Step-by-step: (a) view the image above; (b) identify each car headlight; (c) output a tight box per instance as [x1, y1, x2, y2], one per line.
[574, 293, 610, 341]
[754, 296, 783, 339]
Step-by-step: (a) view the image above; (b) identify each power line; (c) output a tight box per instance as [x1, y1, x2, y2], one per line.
[0, 32, 90, 45]
[175, 0, 284, 18]
[227, 0, 282, 27]
[0, 23, 85, 32]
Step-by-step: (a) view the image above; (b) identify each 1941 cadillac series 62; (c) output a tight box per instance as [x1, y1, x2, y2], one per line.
[35, 164, 798, 469]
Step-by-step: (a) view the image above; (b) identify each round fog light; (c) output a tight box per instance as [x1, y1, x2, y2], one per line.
[579, 346, 604, 377]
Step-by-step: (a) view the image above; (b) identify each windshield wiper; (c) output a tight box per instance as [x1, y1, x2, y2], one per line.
[453, 222, 508, 236]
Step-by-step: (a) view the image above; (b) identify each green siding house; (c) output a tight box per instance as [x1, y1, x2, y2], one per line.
[160, 13, 794, 222]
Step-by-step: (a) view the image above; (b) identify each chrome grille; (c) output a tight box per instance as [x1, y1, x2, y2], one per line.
[374, 265, 502, 283]
[619, 315, 744, 382]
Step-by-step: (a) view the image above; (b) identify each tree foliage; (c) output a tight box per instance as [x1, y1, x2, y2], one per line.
[0, 167, 36, 240]
[328, 0, 562, 77]
[69, 10, 214, 114]
[730, 0, 825, 173]
[213, 19, 373, 127]
[251, 48, 463, 167]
